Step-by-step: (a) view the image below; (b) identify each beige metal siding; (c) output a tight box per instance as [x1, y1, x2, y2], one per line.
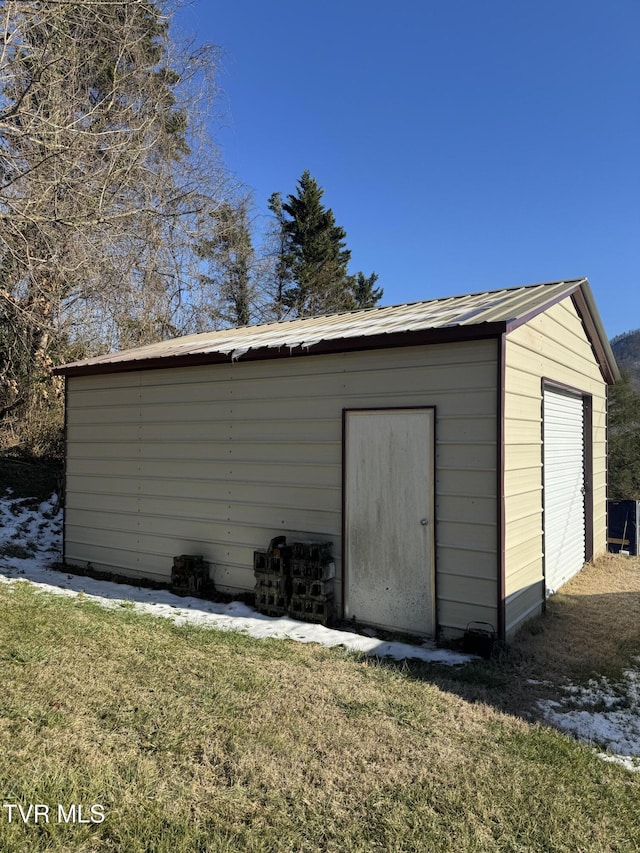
[64, 339, 498, 636]
[503, 298, 608, 637]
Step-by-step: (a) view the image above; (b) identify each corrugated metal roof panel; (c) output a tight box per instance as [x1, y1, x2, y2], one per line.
[55, 278, 616, 378]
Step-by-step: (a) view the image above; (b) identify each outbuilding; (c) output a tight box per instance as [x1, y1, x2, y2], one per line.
[54, 278, 619, 642]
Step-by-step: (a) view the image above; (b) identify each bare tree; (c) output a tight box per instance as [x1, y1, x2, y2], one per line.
[0, 0, 228, 450]
[196, 196, 258, 328]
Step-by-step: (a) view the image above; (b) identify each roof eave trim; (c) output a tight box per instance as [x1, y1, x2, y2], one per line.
[52, 322, 507, 377]
[570, 285, 620, 384]
[503, 279, 584, 334]
[503, 279, 619, 385]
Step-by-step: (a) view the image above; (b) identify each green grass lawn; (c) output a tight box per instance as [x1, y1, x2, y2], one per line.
[0, 581, 638, 852]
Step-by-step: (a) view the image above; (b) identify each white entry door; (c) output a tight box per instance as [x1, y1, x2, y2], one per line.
[344, 408, 435, 636]
[543, 387, 585, 594]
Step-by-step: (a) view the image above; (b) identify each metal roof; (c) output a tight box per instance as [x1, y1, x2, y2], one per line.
[54, 278, 619, 382]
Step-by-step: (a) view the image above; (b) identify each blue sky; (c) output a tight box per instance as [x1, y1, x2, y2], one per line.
[174, 1, 639, 339]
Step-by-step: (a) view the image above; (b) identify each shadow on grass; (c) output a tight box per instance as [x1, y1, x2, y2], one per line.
[380, 558, 640, 724]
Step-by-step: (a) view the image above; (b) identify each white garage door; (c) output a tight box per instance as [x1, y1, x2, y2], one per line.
[543, 387, 585, 595]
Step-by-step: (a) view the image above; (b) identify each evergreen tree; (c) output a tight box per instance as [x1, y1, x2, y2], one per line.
[611, 329, 640, 391]
[350, 271, 383, 309]
[608, 370, 640, 500]
[282, 170, 351, 317]
[270, 170, 381, 318]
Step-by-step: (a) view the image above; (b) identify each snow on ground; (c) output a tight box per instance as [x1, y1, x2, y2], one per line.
[538, 671, 640, 772]
[2, 490, 639, 769]
[0, 490, 470, 666]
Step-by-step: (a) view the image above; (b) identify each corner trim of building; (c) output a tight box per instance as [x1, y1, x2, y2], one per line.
[62, 376, 68, 566]
[497, 333, 506, 643]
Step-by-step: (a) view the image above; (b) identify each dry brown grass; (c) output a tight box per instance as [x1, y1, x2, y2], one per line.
[514, 553, 640, 682]
[413, 553, 640, 724]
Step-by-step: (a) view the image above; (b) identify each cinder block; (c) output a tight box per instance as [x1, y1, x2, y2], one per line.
[253, 548, 289, 574]
[290, 559, 336, 580]
[291, 577, 334, 598]
[255, 587, 288, 615]
[253, 550, 268, 572]
[254, 571, 289, 596]
[290, 541, 333, 563]
[288, 594, 334, 626]
[171, 555, 211, 595]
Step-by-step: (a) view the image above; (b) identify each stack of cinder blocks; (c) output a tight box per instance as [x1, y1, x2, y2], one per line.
[288, 541, 335, 625]
[253, 536, 290, 617]
[253, 537, 334, 625]
[171, 555, 211, 596]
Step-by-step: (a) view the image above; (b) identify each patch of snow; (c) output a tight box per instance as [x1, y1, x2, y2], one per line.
[538, 669, 640, 770]
[0, 491, 472, 666]
[596, 752, 640, 773]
